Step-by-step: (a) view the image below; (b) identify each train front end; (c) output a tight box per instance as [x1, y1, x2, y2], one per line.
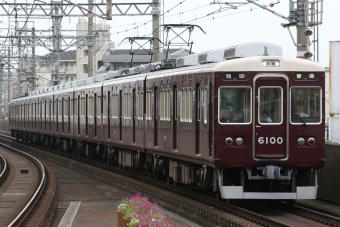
[214, 56, 325, 199]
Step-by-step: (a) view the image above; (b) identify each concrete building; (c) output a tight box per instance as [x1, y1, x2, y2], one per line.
[76, 18, 114, 80]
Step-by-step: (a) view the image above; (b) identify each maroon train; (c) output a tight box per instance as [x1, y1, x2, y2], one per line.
[9, 43, 325, 199]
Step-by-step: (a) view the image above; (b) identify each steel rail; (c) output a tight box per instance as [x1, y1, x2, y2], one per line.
[0, 154, 8, 185]
[0, 143, 46, 227]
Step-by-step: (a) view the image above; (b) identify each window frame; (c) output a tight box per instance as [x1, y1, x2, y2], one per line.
[218, 86, 252, 125]
[258, 86, 283, 125]
[289, 86, 322, 125]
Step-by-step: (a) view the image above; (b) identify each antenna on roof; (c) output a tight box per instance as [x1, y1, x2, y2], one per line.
[119, 37, 163, 68]
[263, 46, 269, 56]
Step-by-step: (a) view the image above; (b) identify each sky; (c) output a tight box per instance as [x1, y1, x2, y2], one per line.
[1, 0, 339, 67]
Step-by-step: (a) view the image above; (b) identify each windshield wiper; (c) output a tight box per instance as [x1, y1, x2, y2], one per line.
[293, 113, 307, 127]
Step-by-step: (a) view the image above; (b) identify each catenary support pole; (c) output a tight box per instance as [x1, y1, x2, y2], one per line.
[152, 0, 161, 62]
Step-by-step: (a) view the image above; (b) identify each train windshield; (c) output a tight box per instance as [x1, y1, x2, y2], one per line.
[258, 87, 283, 124]
[219, 87, 251, 124]
[290, 87, 321, 124]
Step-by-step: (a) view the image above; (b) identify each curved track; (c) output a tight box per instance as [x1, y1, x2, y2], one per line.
[0, 142, 55, 227]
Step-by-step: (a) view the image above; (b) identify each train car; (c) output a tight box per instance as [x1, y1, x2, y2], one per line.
[9, 43, 325, 200]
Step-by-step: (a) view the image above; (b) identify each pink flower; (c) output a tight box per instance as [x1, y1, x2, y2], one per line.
[118, 193, 178, 227]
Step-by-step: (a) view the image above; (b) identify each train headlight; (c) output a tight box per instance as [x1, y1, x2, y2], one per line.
[262, 59, 280, 68]
[308, 137, 315, 145]
[225, 137, 233, 145]
[297, 138, 305, 146]
[236, 137, 244, 146]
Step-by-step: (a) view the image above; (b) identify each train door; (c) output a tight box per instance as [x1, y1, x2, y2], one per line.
[173, 85, 177, 151]
[195, 83, 200, 155]
[254, 74, 288, 160]
[154, 86, 158, 147]
[119, 90, 122, 141]
[133, 89, 136, 144]
[86, 94, 88, 136]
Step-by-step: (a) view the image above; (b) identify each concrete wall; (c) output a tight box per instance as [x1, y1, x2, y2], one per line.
[318, 142, 340, 204]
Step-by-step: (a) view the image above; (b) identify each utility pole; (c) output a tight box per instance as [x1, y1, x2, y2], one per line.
[32, 27, 36, 90]
[88, 0, 94, 78]
[7, 47, 10, 105]
[7, 46, 10, 111]
[52, 0, 63, 85]
[152, 0, 161, 62]
[296, 0, 310, 59]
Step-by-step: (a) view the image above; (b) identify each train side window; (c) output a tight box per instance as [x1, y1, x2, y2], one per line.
[88, 96, 93, 117]
[218, 87, 251, 124]
[202, 87, 208, 123]
[81, 97, 85, 117]
[46, 101, 49, 122]
[58, 99, 62, 118]
[74, 98, 78, 117]
[112, 94, 118, 118]
[97, 94, 101, 117]
[124, 93, 129, 119]
[146, 90, 152, 120]
[38, 102, 41, 124]
[160, 89, 170, 121]
[129, 93, 132, 119]
[64, 97, 69, 119]
[103, 95, 107, 118]
[179, 89, 183, 121]
[137, 91, 143, 120]
[166, 89, 170, 121]
[180, 87, 193, 122]
[160, 90, 164, 120]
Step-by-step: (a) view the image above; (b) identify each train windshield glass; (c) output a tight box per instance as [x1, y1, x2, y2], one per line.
[219, 87, 251, 124]
[290, 87, 321, 124]
[259, 87, 282, 124]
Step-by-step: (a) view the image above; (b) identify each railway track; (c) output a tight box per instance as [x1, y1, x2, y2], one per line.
[271, 200, 340, 227]
[0, 142, 56, 227]
[1, 134, 339, 227]
[0, 134, 290, 227]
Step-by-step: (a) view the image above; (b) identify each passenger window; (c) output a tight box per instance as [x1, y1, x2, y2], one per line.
[137, 91, 143, 120]
[180, 87, 193, 122]
[146, 90, 152, 120]
[160, 89, 170, 121]
[202, 87, 208, 123]
[103, 96, 107, 118]
[81, 98, 85, 117]
[219, 87, 251, 124]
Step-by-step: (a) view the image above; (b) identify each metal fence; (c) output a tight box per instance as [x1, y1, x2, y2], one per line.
[318, 142, 340, 204]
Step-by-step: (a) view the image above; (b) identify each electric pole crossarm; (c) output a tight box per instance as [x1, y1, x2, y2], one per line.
[246, 0, 289, 20]
[0, 2, 156, 17]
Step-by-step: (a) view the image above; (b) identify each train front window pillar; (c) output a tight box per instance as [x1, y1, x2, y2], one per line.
[218, 87, 251, 124]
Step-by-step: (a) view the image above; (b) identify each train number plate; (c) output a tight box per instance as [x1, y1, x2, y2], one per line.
[258, 137, 283, 145]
